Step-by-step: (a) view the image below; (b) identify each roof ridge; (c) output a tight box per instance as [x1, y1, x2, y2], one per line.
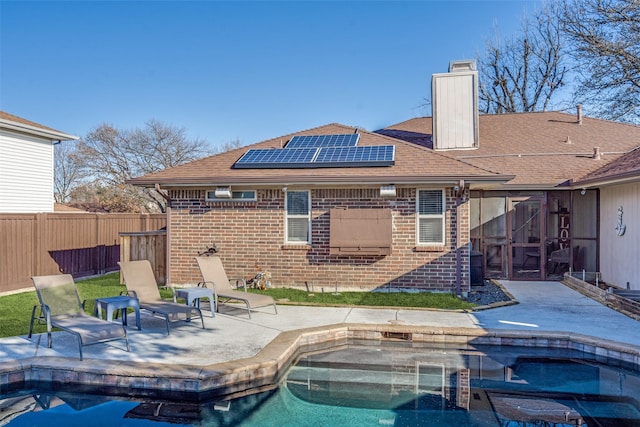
[252, 122, 358, 149]
[380, 110, 640, 130]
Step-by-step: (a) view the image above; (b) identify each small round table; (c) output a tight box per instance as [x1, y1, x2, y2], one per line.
[174, 287, 215, 317]
[94, 295, 142, 330]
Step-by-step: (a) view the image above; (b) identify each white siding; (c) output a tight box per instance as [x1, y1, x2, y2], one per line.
[599, 182, 640, 290]
[432, 71, 479, 150]
[0, 129, 55, 213]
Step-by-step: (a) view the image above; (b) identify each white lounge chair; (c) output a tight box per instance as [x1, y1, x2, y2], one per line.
[118, 260, 205, 334]
[29, 274, 130, 360]
[195, 256, 277, 319]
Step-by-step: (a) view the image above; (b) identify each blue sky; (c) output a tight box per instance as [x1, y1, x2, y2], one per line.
[1, 0, 540, 150]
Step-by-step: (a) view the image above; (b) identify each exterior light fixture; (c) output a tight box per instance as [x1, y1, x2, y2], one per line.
[380, 185, 396, 198]
[214, 187, 232, 198]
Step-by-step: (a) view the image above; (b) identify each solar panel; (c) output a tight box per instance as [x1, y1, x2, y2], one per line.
[234, 148, 318, 168]
[285, 134, 359, 149]
[234, 143, 395, 169]
[314, 145, 395, 167]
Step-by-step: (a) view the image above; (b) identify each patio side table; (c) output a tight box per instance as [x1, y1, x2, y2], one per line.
[174, 287, 215, 317]
[94, 295, 142, 330]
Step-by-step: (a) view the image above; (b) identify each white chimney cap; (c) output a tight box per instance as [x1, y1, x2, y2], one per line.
[449, 60, 477, 72]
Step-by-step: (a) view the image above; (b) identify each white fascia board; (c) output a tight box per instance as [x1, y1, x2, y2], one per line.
[0, 119, 78, 141]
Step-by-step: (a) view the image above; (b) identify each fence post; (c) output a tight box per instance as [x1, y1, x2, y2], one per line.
[35, 213, 46, 277]
[120, 234, 130, 284]
[97, 214, 105, 275]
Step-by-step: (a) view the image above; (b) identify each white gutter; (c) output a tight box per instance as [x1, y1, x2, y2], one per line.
[0, 119, 78, 141]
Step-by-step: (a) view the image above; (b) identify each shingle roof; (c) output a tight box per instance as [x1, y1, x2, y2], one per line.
[128, 123, 510, 188]
[378, 112, 640, 188]
[0, 110, 78, 140]
[574, 146, 640, 186]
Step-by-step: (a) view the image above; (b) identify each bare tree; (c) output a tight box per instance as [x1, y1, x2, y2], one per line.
[78, 120, 213, 212]
[68, 182, 146, 213]
[54, 140, 88, 204]
[215, 138, 243, 154]
[478, 3, 568, 113]
[561, 0, 640, 122]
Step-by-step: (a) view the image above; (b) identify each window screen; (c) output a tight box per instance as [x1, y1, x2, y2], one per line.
[286, 191, 310, 243]
[417, 189, 445, 245]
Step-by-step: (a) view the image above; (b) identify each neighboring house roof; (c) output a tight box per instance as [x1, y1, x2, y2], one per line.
[378, 112, 640, 189]
[128, 123, 512, 188]
[573, 146, 640, 188]
[0, 111, 78, 141]
[54, 203, 87, 212]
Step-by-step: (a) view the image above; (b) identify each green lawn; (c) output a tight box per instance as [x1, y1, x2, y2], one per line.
[245, 287, 474, 310]
[0, 272, 474, 339]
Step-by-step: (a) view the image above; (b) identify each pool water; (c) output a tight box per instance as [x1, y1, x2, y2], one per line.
[2, 341, 640, 426]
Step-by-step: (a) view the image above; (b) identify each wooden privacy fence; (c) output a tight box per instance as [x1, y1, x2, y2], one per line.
[120, 230, 167, 285]
[0, 213, 166, 294]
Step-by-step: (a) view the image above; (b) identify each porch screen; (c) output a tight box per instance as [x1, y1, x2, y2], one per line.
[329, 208, 392, 256]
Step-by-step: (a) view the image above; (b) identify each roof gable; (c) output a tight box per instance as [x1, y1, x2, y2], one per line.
[128, 123, 508, 187]
[575, 147, 640, 186]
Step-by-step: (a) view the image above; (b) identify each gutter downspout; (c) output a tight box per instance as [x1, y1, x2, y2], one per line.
[455, 179, 465, 296]
[155, 184, 172, 286]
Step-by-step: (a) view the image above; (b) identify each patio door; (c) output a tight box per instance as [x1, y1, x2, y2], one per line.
[508, 197, 544, 280]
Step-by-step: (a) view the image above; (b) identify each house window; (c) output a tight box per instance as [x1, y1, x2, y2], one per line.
[417, 189, 445, 245]
[286, 191, 310, 244]
[205, 190, 256, 202]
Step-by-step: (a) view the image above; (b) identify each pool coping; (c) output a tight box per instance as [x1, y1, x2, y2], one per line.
[2, 324, 639, 399]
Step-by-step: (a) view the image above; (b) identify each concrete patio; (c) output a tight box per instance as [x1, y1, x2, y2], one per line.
[1, 280, 639, 396]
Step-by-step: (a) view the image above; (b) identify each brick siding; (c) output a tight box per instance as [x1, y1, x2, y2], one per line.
[169, 187, 469, 292]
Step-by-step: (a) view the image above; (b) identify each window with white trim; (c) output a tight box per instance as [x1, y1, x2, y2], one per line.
[417, 189, 445, 245]
[286, 191, 310, 244]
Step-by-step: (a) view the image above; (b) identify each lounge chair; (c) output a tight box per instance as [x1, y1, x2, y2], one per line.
[195, 256, 277, 319]
[118, 260, 205, 334]
[28, 274, 130, 360]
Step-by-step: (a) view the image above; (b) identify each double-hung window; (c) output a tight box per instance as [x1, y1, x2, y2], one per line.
[417, 189, 445, 245]
[286, 191, 310, 244]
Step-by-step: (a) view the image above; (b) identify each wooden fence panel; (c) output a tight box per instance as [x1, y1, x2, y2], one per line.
[0, 215, 37, 290]
[0, 213, 166, 294]
[120, 231, 167, 284]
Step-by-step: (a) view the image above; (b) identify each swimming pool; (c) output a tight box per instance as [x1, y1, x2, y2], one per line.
[3, 340, 640, 426]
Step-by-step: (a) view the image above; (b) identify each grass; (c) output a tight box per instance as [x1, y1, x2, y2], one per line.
[0, 272, 474, 339]
[246, 287, 474, 310]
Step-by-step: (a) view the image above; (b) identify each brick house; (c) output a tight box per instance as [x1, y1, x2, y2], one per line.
[130, 122, 510, 294]
[128, 62, 640, 292]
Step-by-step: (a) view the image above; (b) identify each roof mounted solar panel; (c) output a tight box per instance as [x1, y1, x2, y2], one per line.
[235, 148, 318, 168]
[234, 143, 395, 169]
[285, 134, 360, 149]
[314, 145, 395, 167]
